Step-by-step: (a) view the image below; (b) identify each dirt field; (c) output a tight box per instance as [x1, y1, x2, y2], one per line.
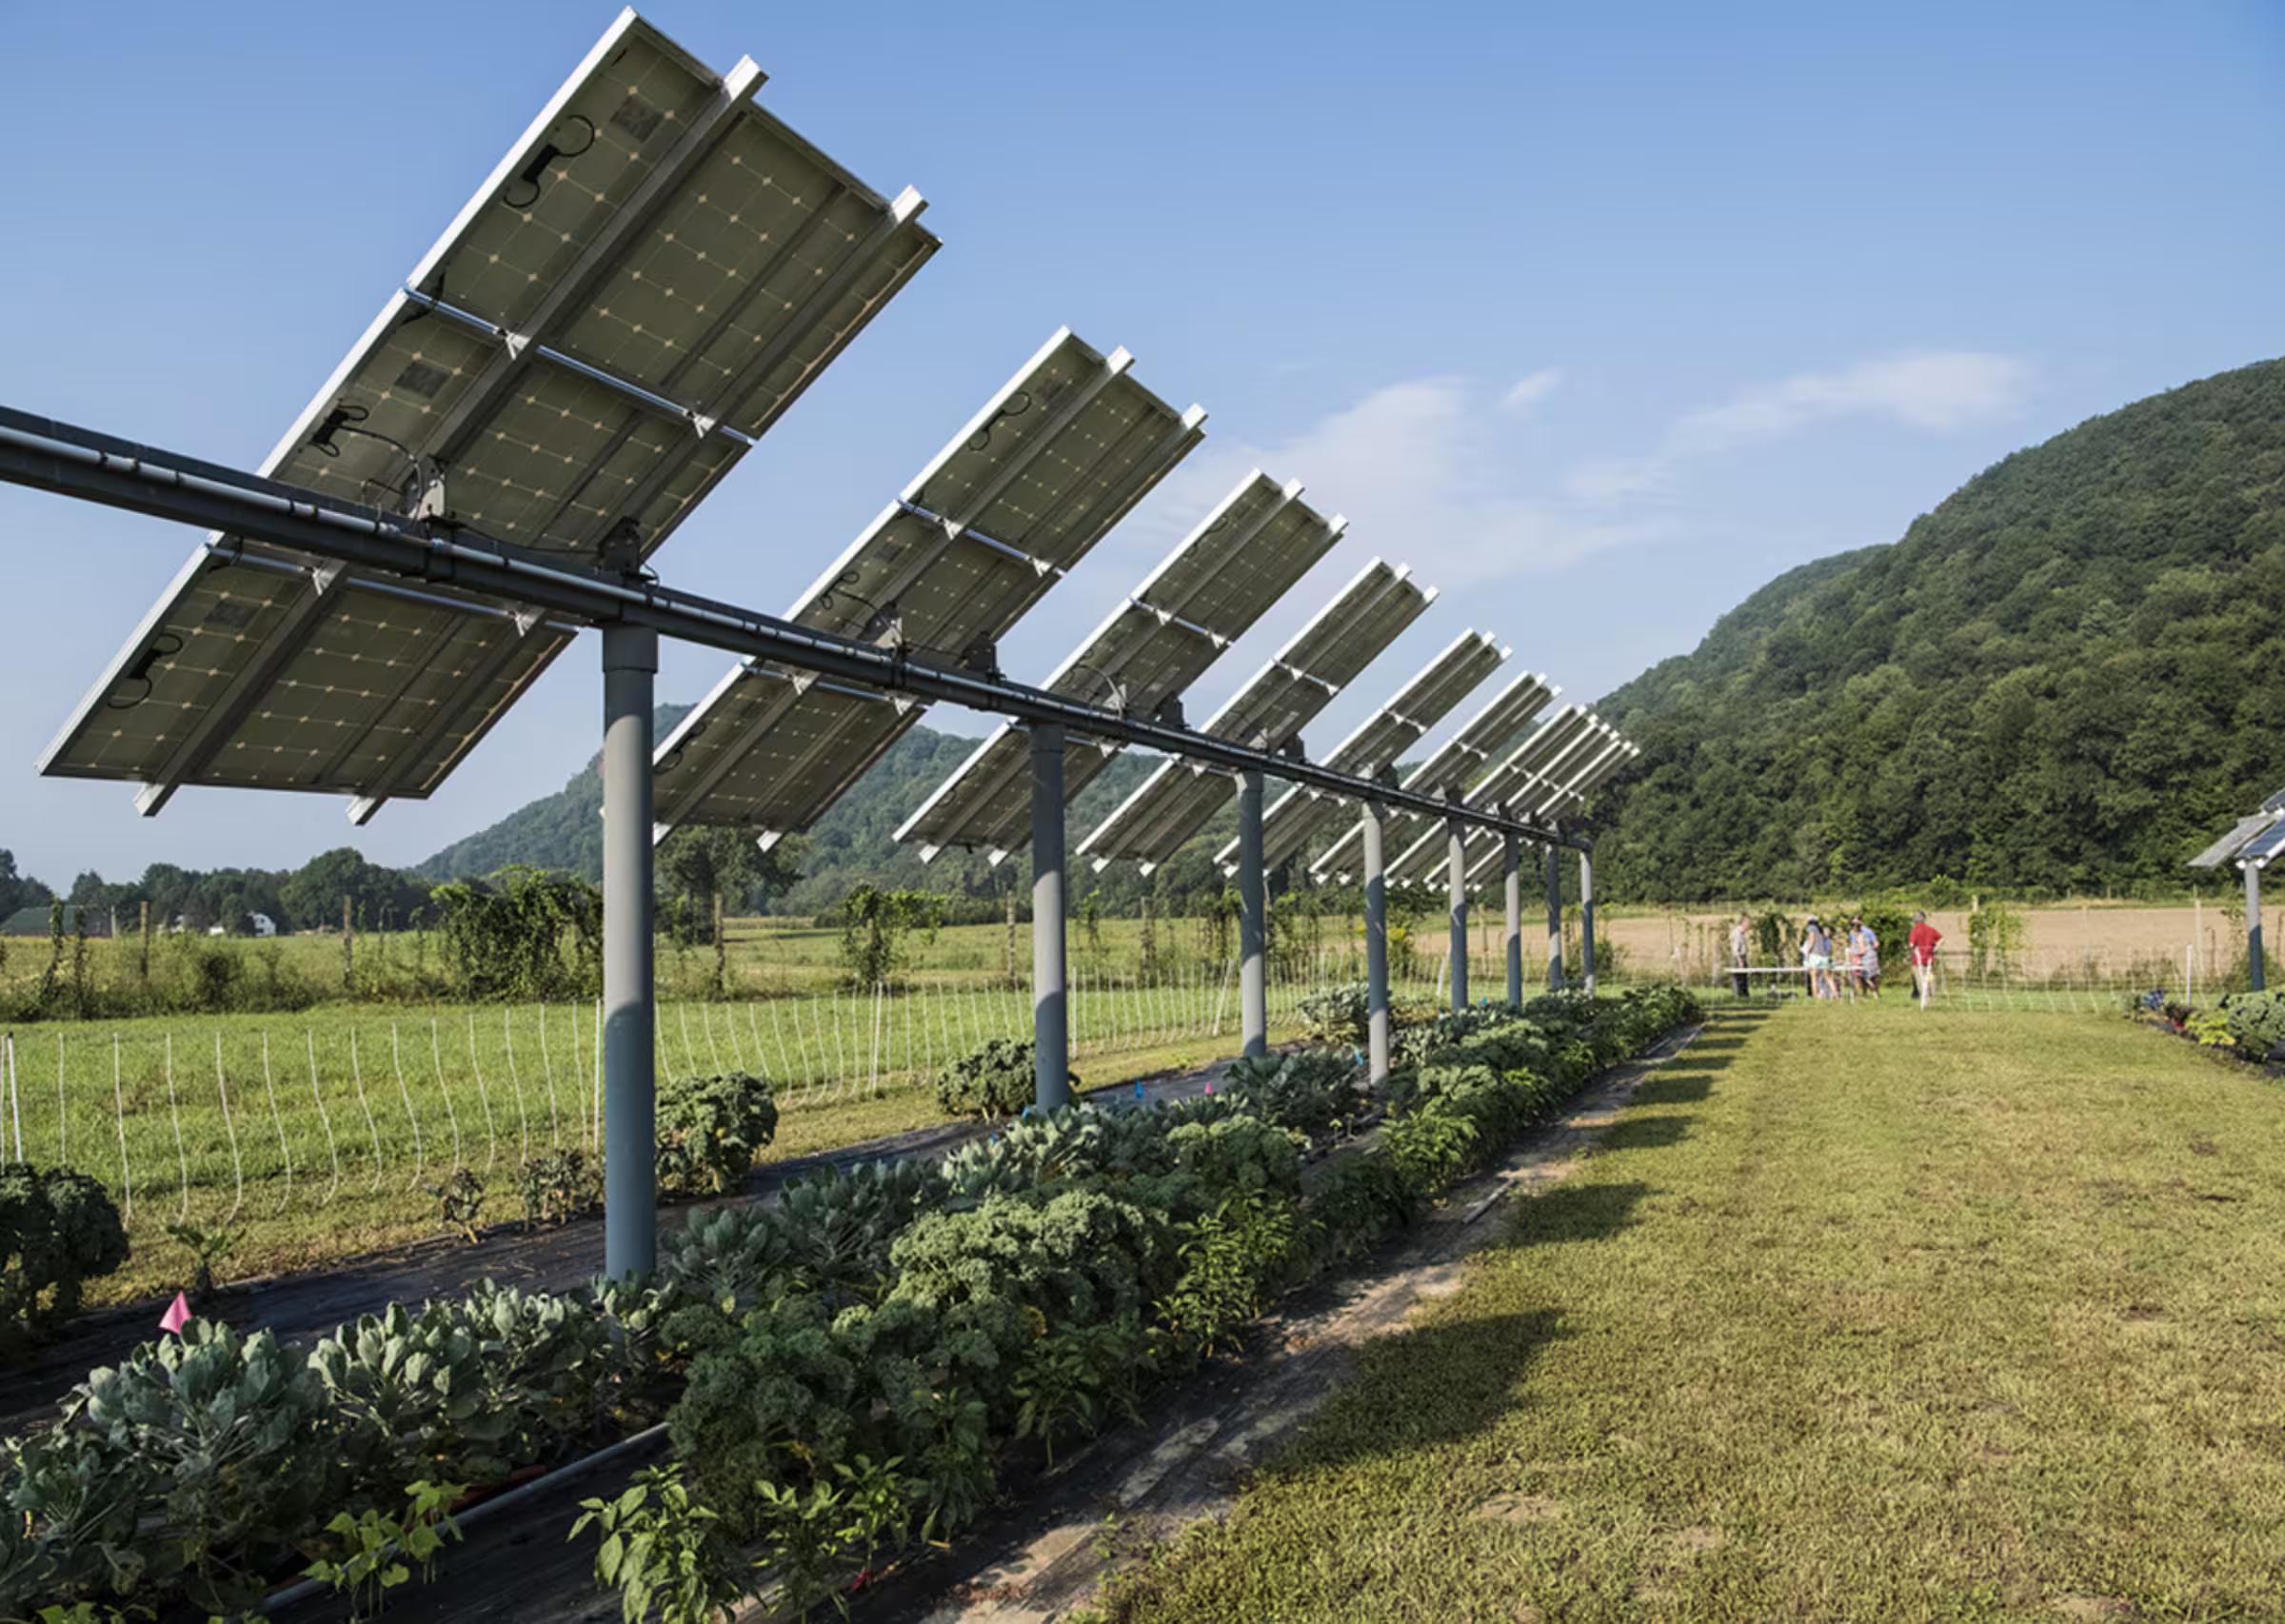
[1594, 901, 2268, 986]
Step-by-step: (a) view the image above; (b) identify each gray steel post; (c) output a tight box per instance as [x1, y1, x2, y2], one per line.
[1447, 815, 1468, 1011]
[1239, 767, 1268, 1058]
[2248, 862, 2267, 994]
[1031, 723, 1071, 1110]
[1545, 843, 1565, 990]
[1503, 831, 1522, 1008]
[1580, 846, 1598, 996]
[601, 624, 657, 1279]
[1362, 800, 1391, 1083]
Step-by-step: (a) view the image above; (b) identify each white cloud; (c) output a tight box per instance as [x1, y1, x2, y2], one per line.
[1571, 349, 2034, 506]
[1132, 376, 1655, 590]
[1670, 351, 2033, 452]
[1501, 368, 1564, 411]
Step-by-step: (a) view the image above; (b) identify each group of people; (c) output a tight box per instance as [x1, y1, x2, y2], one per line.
[1725, 911, 1944, 1005]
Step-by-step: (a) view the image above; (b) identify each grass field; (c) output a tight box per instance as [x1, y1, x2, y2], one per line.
[4, 977, 1346, 1307]
[1094, 1000, 2285, 1622]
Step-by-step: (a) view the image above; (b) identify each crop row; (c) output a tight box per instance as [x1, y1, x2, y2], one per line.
[1, 983, 1701, 1622]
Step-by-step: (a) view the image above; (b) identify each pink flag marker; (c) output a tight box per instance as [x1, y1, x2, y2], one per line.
[158, 1293, 192, 1335]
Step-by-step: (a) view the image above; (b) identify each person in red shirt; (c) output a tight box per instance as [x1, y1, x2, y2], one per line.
[1908, 912, 1942, 1008]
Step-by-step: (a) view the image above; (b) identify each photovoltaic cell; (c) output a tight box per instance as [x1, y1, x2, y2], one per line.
[1077, 560, 1435, 872]
[651, 328, 1206, 843]
[1216, 631, 1514, 876]
[1308, 675, 1566, 883]
[46, 10, 937, 822]
[892, 471, 1345, 861]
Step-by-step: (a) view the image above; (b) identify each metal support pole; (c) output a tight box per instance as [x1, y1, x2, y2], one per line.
[1503, 831, 1522, 1008]
[600, 624, 657, 1279]
[2248, 862, 2267, 993]
[1580, 846, 1598, 996]
[1030, 723, 1071, 1110]
[1544, 844, 1565, 991]
[1446, 815, 1468, 1011]
[1362, 801, 1390, 1083]
[1238, 767, 1267, 1059]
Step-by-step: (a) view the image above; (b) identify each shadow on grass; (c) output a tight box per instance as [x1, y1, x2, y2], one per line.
[1631, 1069, 1715, 1105]
[1264, 1307, 1571, 1479]
[1506, 1178, 1655, 1248]
[1596, 1113, 1694, 1154]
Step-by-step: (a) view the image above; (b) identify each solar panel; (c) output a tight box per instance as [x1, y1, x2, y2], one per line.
[1375, 710, 1609, 888]
[2238, 819, 2285, 868]
[2190, 810, 2284, 869]
[652, 327, 1206, 842]
[1077, 560, 1434, 872]
[45, 10, 937, 821]
[892, 471, 1345, 861]
[1308, 677, 1566, 882]
[1526, 736, 1636, 818]
[1217, 631, 1512, 876]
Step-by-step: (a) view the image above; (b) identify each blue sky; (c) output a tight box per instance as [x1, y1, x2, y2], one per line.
[3, 1, 2279, 887]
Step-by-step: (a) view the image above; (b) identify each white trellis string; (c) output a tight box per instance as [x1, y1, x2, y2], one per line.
[678, 1002, 699, 1078]
[565, 1004, 586, 1148]
[305, 1029, 342, 1205]
[655, 1013, 674, 1088]
[55, 1031, 66, 1165]
[503, 1008, 531, 1162]
[5, 1033, 20, 1161]
[703, 1001, 725, 1075]
[533, 1004, 563, 1145]
[161, 1033, 192, 1221]
[765, 1000, 791, 1089]
[830, 989, 848, 1089]
[388, 1024, 424, 1191]
[465, 1013, 499, 1173]
[258, 1032, 291, 1215]
[348, 1029, 383, 1193]
[724, 1000, 746, 1073]
[109, 1034, 133, 1220]
[428, 1020, 463, 1172]
[590, 999, 602, 1152]
[869, 982, 883, 1094]
[212, 1031, 245, 1223]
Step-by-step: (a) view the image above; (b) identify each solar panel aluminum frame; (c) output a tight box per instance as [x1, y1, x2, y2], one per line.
[1077, 560, 1435, 872]
[1308, 683, 1571, 884]
[45, 9, 940, 822]
[2189, 810, 2285, 870]
[1219, 630, 1510, 877]
[1368, 712, 1612, 890]
[1527, 736, 1635, 818]
[2237, 819, 2285, 870]
[892, 472, 1346, 862]
[650, 328, 1208, 843]
[1501, 719, 1619, 820]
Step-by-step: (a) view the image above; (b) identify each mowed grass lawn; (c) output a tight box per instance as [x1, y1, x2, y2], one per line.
[1099, 1001, 2285, 1622]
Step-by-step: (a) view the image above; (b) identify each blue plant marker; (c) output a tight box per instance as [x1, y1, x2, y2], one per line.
[1021, 1104, 1033, 1119]
[1352, 1046, 1364, 1065]
[1134, 1080, 1145, 1099]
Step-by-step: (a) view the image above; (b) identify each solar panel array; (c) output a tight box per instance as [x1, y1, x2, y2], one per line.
[1214, 630, 1510, 877]
[1308, 671, 1561, 883]
[1385, 709, 1626, 887]
[1078, 560, 1434, 872]
[46, 10, 938, 822]
[1449, 733, 1639, 887]
[650, 327, 1205, 844]
[893, 471, 1345, 862]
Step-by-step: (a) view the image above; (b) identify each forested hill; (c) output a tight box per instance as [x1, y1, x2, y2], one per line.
[1590, 357, 2285, 901]
[415, 707, 1167, 913]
